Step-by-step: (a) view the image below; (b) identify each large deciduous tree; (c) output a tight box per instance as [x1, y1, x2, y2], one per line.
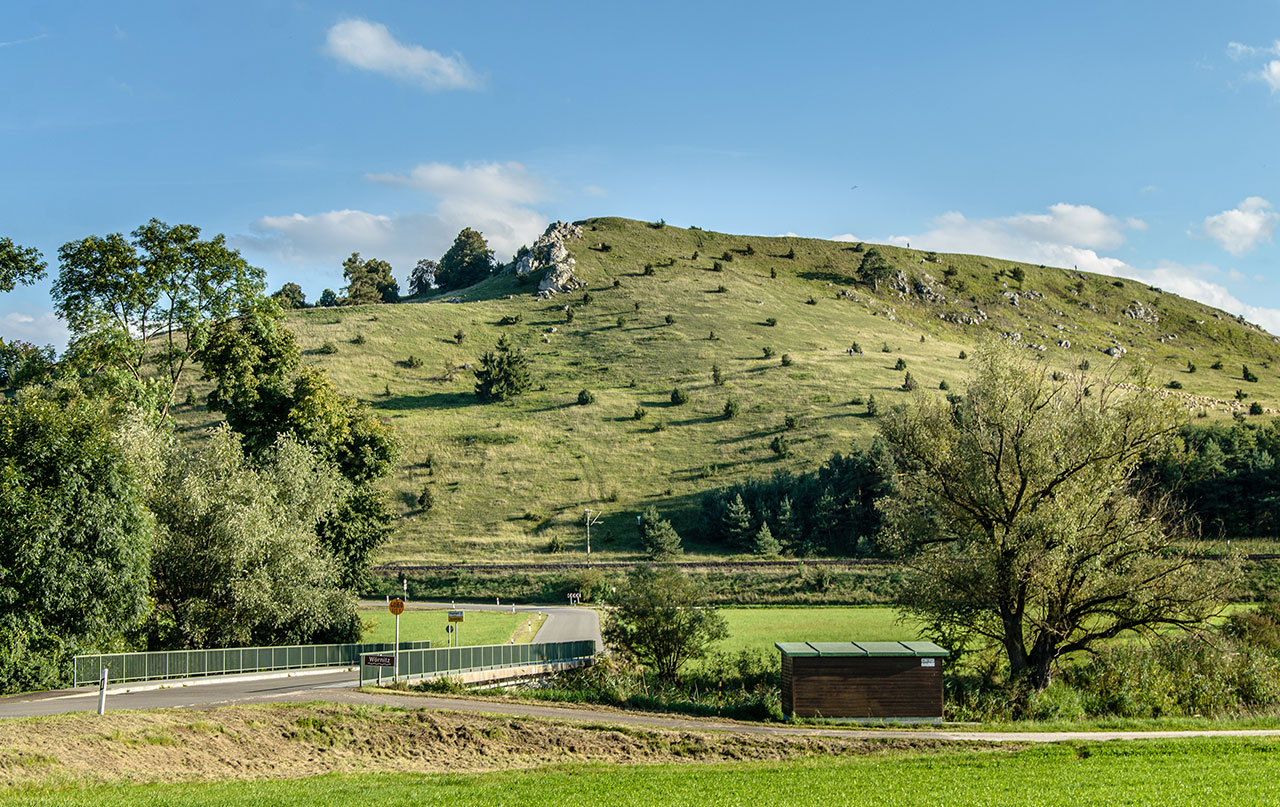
[877, 343, 1236, 690]
[0, 386, 153, 693]
[435, 228, 495, 291]
[604, 566, 727, 681]
[341, 253, 399, 304]
[0, 237, 47, 292]
[197, 303, 400, 587]
[409, 258, 438, 297]
[146, 428, 361, 649]
[52, 220, 264, 416]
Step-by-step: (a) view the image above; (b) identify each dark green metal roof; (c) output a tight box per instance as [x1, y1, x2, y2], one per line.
[775, 640, 949, 658]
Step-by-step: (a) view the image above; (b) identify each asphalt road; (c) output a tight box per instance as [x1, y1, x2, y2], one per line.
[0, 602, 600, 720]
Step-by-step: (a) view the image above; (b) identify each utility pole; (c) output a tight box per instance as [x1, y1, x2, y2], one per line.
[584, 509, 603, 562]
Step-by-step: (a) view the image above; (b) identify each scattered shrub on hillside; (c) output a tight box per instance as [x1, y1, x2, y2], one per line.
[745, 244, 756, 256]
[1168, 380, 1183, 389]
[1009, 266, 1026, 285]
[632, 406, 648, 421]
[1251, 402, 1265, 415]
[866, 394, 879, 416]
[783, 415, 799, 430]
[382, 384, 391, 397]
[664, 313, 676, 325]
[1243, 365, 1259, 383]
[612, 316, 623, 329]
[634, 301, 642, 311]
[721, 251, 733, 262]
[404, 354, 424, 369]
[351, 333, 366, 345]
[850, 395, 865, 406]
[959, 350, 967, 359]
[712, 364, 724, 386]
[770, 267, 777, 279]
[547, 535, 566, 553]
[498, 314, 523, 326]
[882, 343, 892, 353]
[670, 386, 690, 405]
[723, 398, 740, 419]
[691, 250, 699, 260]
[184, 389, 197, 407]
[1112, 280, 1124, 287]
[716, 284, 728, 293]
[939, 380, 950, 391]
[761, 346, 776, 359]
[652, 420, 667, 432]
[893, 357, 907, 371]
[764, 317, 777, 327]
[318, 340, 339, 355]
[564, 307, 576, 323]
[606, 488, 620, 502]
[708, 329, 718, 341]
[901, 371, 918, 391]
[595, 242, 613, 252]
[712, 260, 724, 272]
[1188, 361, 1197, 373]
[780, 354, 793, 367]
[643, 263, 655, 276]
[784, 247, 796, 259]
[582, 292, 594, 306]
[577, 389, 596, 405]
[1212, 360, 1224, 370]
[453, 329, 466, 345]
[1078, 358, 1090, 371]
[770, 435, 790, 456]
[417, 485, 434, 512]
[440, 360, 458, 382]
[806, 296, 818, 306]
[613, 278, 622, 288]
[473, 336, 533, 402]
[650, 218, 666, 229]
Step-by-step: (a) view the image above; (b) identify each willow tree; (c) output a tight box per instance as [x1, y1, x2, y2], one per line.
[877, 343, 1236, 690]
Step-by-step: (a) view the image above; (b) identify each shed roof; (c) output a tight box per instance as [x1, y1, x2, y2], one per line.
[774, 640, 949, 658]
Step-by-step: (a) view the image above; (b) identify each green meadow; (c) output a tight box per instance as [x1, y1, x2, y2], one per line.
[16, 738, 1279, 806]
[360, 607, 538, 646]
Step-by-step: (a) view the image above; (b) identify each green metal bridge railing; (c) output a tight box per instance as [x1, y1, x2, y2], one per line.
[73, 640, 432, 687]
[359, 640, 596, 685]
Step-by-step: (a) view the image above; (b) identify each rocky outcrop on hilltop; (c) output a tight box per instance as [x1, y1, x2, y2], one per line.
[513, 221, 585, 298]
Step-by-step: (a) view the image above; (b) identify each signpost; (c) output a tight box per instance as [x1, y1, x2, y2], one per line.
[584, 509, 603, 561]
[448, 610, 463, 647]
[389, 597, 405, 683]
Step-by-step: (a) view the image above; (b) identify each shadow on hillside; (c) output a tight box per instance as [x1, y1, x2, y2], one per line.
[669, 414, 722, 427]
[798, 270, 855, 286]
[373, 391, 476, 411]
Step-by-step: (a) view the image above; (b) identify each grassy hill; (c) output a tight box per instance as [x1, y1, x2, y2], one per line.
[174, 217, 1280, 564]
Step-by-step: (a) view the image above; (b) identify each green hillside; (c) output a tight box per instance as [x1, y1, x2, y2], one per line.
[174, 217, 1280, 564]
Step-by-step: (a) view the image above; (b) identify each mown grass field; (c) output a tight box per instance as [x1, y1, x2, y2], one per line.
[15, 738, 1279, 806]
[712, 606, 917, 656]
[170, 217, 1280, 564]
[361, 607, 538, 646]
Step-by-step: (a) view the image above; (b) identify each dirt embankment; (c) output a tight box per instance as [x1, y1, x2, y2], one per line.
[0, 702, 989, 788]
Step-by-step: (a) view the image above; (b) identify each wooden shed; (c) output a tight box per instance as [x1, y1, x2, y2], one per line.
[776, 641, 949, 722]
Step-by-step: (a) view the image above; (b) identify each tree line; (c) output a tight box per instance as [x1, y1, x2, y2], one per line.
[270, 227, 499, 309]
[0, 223, 399, 694]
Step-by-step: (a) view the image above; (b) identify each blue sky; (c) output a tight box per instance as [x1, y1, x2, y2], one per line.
[2, 1, 1278, 349]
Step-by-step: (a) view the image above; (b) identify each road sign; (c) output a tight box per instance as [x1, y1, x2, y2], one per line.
[389, 598, 405, 615]
[446, 624, 454, 633]
[364, 653, 394, 667]
[448, 610, 464, 622]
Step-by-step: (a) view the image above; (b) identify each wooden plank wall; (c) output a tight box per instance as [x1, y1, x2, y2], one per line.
[785, 656, 943, 718]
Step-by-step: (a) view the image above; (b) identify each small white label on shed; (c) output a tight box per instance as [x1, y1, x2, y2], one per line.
[921, 657, 936, 667]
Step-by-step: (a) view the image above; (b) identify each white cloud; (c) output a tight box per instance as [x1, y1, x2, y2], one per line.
[1263, 60, 1280, 92]
[324, 19, 479, 91]
[239, 161, 550, 278]
[0, 310, 68, 351]
[1227, 40, 1280, 60]
[1203, 197, 1279, 256]
[884, 203, 1142, 268]
[0, 33, 48, 48]
[878, 203, 1280, 334]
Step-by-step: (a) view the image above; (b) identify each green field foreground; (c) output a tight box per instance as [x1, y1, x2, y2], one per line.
[361, 607, 539, 646]
[18, 738, 1280, 806]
